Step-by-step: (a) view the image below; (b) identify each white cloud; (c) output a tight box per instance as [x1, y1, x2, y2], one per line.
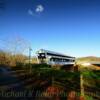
[35, 5, 44, 13]
[28, 4, 44, 17]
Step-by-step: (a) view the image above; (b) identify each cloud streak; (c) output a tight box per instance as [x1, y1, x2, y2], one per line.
[28, 9, 34, 16]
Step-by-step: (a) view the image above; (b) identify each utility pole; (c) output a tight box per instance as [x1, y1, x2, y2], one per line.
[29, 47, 32, 73]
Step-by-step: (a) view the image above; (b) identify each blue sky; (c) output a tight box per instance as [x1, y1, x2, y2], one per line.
[0, 0, 100, 57]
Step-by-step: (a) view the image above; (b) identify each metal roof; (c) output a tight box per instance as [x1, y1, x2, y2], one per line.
[37, 49, 75, 58]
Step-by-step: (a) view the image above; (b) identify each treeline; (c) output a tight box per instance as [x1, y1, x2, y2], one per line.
[0, 50, 28, 67]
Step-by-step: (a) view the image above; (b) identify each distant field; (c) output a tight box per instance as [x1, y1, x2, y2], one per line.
[76, 56, 100, 63]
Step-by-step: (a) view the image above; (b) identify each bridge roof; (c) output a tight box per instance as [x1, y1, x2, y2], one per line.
[37, 49, 75, 58]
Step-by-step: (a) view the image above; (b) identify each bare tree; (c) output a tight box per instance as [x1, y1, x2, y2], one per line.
[0, 35, 31, 67]
[6, 35, 30, 55]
